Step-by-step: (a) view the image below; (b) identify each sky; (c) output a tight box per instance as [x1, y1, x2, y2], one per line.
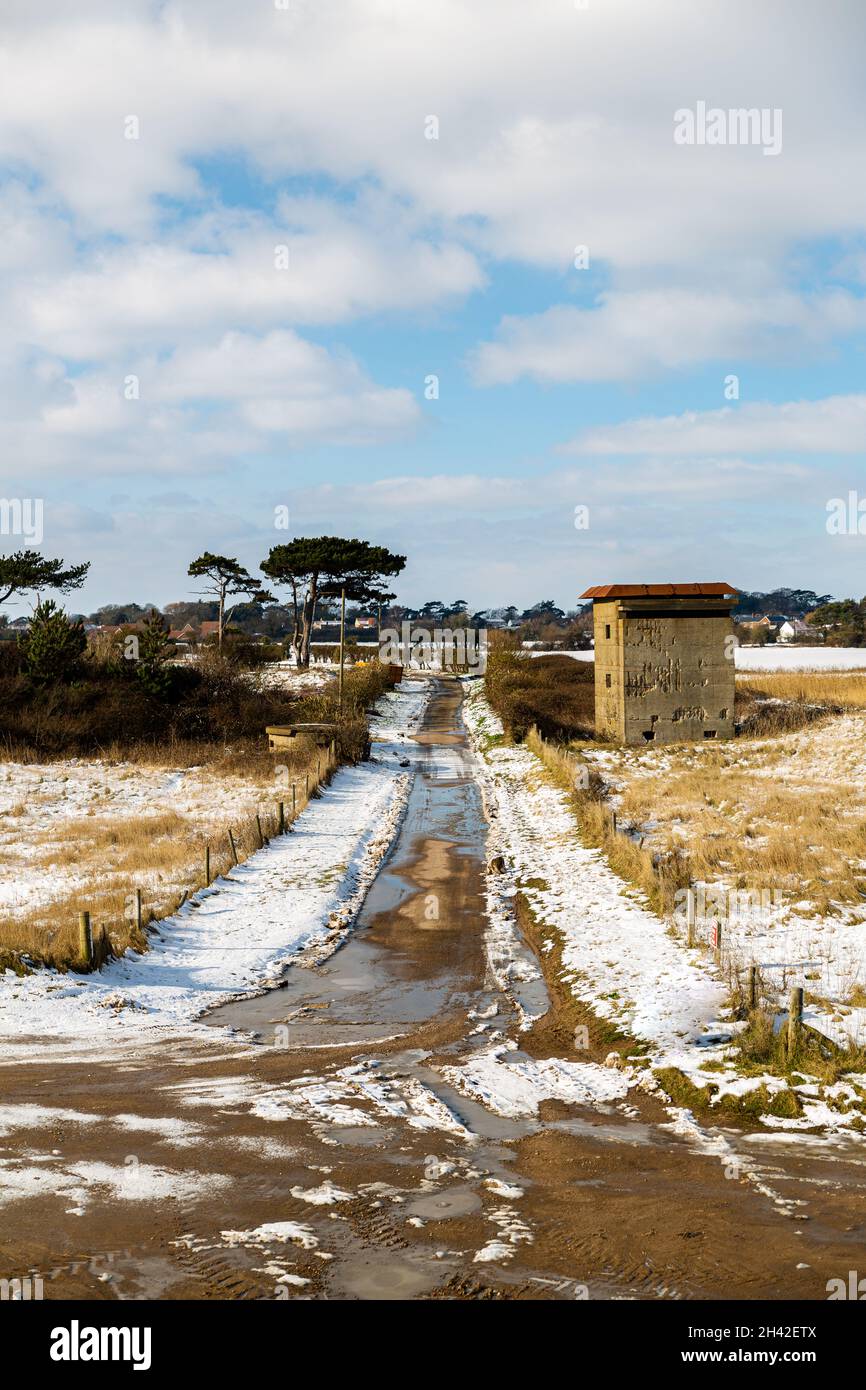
[2, 0, 866, 616]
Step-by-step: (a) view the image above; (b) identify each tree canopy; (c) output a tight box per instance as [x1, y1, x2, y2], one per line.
[0, 550, 90, 608]
[188, 552, 273, 647]
[262, 537, 406, 667]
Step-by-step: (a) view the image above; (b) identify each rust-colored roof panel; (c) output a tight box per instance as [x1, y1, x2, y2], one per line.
[580, 583, 739, 599]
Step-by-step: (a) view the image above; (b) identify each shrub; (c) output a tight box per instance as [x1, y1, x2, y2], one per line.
[485, 637, 594, 741]
[18, 600, 86, 684]
[135, 610, 175, 699]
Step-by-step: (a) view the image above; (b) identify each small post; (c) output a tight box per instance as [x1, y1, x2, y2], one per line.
[135, 888, 142, 932]
[305, 772, 309, 797]
[256, 813, 264, 848]
[292, 784, 297, 816]
[339, 585, 346, 719]
[748, 965, 758, 1010]
[714, 919, 723, 963]
[278, 802, 285, 835]
[228, 829, 239, 866]
[205, 844, 211, 886]
[611, 810, 617, 835]
[78, 910, 93, 967]
[787, 986, 804, 1059]
[686, 888, 695, 948]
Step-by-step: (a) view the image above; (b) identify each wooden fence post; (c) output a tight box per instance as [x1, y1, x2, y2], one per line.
[292, 784, 297, 816]
[714, 919, 723, 963]
[611, 810, 617, 835]
[205, 844, 211, 886]
[748, 965, 758, 1010]
[304, 773, 309, 798]
[135, 888, 142, 931]
[278, 801, 285, 835]
[256, 813, 265, 848]
[78, 910, 93, 967]
[686, 888, 695, 948]
[787, 986, 803, 1059]
[228, 829, 239, 866]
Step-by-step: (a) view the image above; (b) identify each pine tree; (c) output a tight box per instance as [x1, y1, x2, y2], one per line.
[19, 600, 86, 683]
[135, 610, 174, 698]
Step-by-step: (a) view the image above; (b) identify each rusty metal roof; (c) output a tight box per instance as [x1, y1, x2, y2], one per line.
[580, 583, 739, 599]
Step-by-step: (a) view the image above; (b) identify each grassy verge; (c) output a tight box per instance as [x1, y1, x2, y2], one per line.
[0, 662, 393, 971]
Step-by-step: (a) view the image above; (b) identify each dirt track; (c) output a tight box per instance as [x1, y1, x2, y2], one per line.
[2, 682, 865, 1301]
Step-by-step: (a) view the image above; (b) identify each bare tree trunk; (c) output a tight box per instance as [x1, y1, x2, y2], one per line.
[298, 575, 318, 669]
[290, 581, 301, 666]
[218, 583, 225, 650]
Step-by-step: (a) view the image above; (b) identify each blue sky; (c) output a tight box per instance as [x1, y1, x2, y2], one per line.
[2, 0, 866, 615]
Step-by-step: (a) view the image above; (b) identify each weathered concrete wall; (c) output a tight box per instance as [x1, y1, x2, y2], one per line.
[621, 612, 734, 745]
[591, 600, 735, 745]
[592, 600, 623, 739]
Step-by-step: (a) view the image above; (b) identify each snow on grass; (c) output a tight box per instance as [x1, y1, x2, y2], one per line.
[527, 647, 866, 672]
[735, 647, 866, 671]
[0, 681, 432, 1040]
[0, 762, 282, 922]
[462, 684, 729, 1068]
[441, 1040, 630, 1118]
[579, 713, 866, 1051]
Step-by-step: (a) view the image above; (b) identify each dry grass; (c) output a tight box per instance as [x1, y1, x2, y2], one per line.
[737, 670, 866, 708]
[0, 738, 337, 971]
[0, 662, 394, 971]
[525, 726, 691, 917]
[484, 640, 594, 741]
[613, 747, 866, 915]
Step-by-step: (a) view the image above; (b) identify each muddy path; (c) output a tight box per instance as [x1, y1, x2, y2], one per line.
[2, 680, 865, 1301]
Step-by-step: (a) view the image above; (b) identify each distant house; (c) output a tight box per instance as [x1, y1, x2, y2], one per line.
[778, 618, 811, 643]
[168, 622, 197, 643]
[354, 616, 377, 629]
[198, 620, 221, 640]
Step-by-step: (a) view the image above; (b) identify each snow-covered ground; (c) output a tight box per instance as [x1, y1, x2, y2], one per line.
[735, 646, 866, 671]
[461, 682, 866, 1134]
[582, 714, 866, 1052]
[461, 684, 728, 1063]
[528, 646, 866, 671]
[0, 760, 275, 921]
[0, 680, 432, 1039]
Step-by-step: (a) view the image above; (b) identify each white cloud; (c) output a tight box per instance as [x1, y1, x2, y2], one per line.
[471, 291, 866, 385]
[15, 199, 482, 360]
[0, 0, 864, 273]
[1, 331, 419, 474]
[563, 394, 866, 455]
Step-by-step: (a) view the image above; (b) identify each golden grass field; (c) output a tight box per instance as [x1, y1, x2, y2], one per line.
[0, 736, 334, 970]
